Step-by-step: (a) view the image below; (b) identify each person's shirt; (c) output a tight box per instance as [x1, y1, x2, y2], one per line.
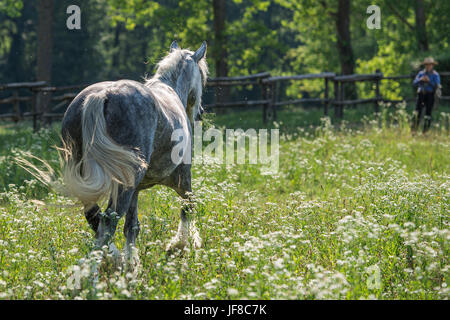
[413, 69, 441, 93]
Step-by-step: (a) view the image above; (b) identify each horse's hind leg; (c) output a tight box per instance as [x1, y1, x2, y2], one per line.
[90, 172, 145, 283]
[124, 191, 140, 248]
[92, 187, 138, 272]
[87, 189, 133, 279]
[95, 188, 135, 248]
[84, 205, 100, 232]
[89, 188, 136, 284]
[123, 191, 140, 270]
[95, 169, 146, 250]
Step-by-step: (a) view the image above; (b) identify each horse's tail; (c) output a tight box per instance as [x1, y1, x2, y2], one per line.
[62, 91, 147, 209]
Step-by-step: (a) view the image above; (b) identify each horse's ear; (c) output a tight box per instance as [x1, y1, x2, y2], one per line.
[192, 41, 207, 63]
[170, 40, 179, 52]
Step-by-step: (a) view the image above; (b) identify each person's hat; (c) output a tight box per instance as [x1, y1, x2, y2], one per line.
[422, 57, 438, 65]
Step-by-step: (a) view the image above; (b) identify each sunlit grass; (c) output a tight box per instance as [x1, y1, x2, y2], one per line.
[0, 105, 449, 299]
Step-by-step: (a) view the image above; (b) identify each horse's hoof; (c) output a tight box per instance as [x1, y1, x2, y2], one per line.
[124, 246, 140, 276]
[189, 222, 202, 249]
[108, 242, 123, 270]
[191, 230, 202, 249]
[193, 237, 202, 249]
[91, 263, 99, 289]
[165, 240, 186, 256]
[88, 250, 103, 289]
[108, 242, 120, 257]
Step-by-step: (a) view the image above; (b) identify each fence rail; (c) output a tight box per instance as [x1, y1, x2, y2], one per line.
[1, 71, 449, 130]
[262, 72, 336, 82]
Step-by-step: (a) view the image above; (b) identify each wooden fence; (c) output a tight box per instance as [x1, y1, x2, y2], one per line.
[1, 71, 449, 130]
[0, 81, 88, 130]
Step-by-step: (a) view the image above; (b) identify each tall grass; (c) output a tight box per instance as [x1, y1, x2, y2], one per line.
[0, 105, 448, 299]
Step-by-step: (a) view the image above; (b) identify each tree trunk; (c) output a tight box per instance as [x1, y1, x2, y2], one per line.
[140, 27, 148, 65]
[5, 18, 24, 82]
[112, 23, 122, 72]
[414, 0, 429, 51]
[335, 0, 356, 99]
[36, 0, 54, 126]
[213, 0, 229, 104]
[335, 0, 355, 75]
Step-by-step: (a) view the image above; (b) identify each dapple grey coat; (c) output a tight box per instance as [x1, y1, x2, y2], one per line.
[60, 41, 207, 257]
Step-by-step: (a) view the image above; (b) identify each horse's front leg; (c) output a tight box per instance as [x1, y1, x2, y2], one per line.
[166, 203, 192, 252]
[166, 200, 202, 252]
[165, 168, 202, 253]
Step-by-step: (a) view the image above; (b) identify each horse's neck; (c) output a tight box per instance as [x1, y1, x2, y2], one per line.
[153, 74, 189, 109]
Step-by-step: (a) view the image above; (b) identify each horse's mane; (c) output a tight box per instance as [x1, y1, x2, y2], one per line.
[146, 48, 208, 87]
[144, 48, 208, 122]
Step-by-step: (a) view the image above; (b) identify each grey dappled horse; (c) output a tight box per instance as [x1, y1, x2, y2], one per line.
[61, 41, 208, 262]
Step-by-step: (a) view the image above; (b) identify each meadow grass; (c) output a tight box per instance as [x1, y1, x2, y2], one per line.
[0, 104, 449, 299]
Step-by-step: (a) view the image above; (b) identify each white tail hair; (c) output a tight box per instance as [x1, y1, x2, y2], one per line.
[62, 91, 147, 209]
[17, 91, 147, 210]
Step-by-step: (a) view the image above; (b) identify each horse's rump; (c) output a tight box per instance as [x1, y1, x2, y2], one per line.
[62, 82, 149, 209]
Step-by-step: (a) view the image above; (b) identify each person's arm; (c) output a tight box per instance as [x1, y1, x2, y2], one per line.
[413, 71, 423, 87]
[429, 72, 440, 90]
[435, 73, 442, 98]
[436, 72, 441, 87]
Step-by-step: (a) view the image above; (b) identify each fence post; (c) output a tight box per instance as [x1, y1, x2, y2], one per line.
[324, 77, 329, 116]
[262, 81, 269, 123]
[375, 69, 381, 114]
[271, 81, 277, 121]
[339, 81, 345, 118]
[35, 85, 54, 128]
[262, 79, 276, 124]
[32, 89, 39, 132]
[334, 79, 340, 118]
[12, 90, 21, 122]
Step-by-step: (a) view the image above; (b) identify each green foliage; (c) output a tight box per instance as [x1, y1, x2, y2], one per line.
[107, 0, 160, 30]
[0, 1, 449, 300]
[274, 0, 450, 100]
[0, 109, 449, 299]
[0, 1, 449, 106]
[356, 42, 411, 101]
[226, 0, 293, 76]
[0, 0, 23, 18]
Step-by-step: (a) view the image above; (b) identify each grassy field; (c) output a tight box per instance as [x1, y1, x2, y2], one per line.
[0, 104, 449, 299]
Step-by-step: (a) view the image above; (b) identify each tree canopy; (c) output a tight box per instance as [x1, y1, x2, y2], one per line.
[0, 0, 449, 101]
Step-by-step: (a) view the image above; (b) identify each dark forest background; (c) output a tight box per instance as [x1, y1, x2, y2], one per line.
[1, 0, 449, 103]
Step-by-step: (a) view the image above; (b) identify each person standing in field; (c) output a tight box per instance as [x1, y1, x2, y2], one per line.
[412, 57, 441, 132]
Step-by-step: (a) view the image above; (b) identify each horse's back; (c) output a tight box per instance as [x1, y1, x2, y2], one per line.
[103, 80, 159, 155]
[61, 78, 190, 184]
[62, 80, 159, 160]
[61, 81, 114, 160]
[63, 80, 155, 131]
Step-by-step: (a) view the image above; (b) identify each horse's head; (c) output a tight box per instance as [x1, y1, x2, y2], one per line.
[154, 41, 208, 125]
